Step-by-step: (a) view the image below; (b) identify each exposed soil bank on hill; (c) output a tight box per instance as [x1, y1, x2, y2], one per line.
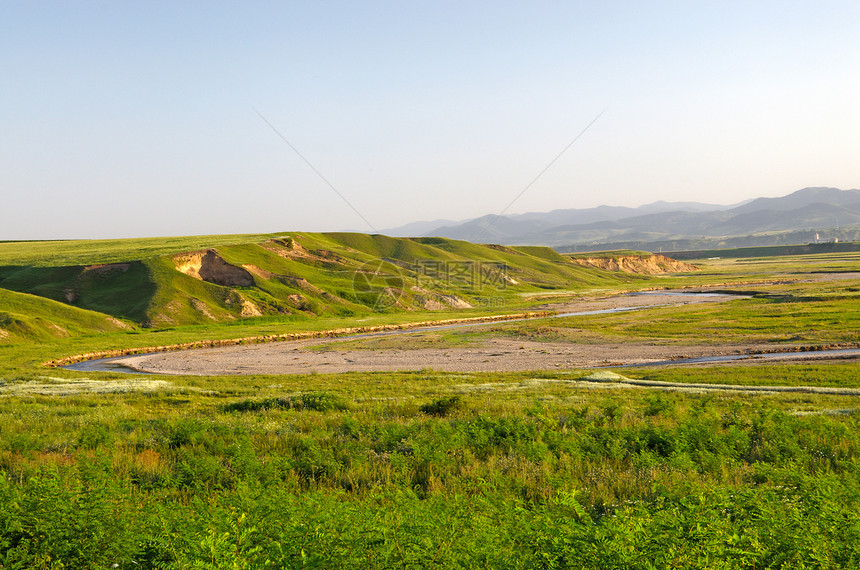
[568, 254, 698, 274]
[174, 250, 254, 287]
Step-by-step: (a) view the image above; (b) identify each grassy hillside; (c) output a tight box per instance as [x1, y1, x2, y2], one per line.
[0, 233, 639, 332]
[0, 288, 132, 343]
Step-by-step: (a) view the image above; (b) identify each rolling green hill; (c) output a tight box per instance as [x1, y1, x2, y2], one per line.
[0, 233, 655, 335]
[0, 288, 132, 343]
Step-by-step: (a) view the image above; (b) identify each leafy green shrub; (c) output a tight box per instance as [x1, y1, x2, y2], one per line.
[600, 401, 622, 422]
[162, 417, 208, 448]
[76, 422, 114, 449]
[643, 394, 674, 417]
[173, 447, 233, 491]
[299, 391, 349, 412]
[419, 395, 464, 417]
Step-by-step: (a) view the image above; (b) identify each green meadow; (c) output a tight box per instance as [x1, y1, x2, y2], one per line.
[0, 235, 859, 568]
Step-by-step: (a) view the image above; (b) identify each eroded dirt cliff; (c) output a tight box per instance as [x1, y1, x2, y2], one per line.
[568, 254, 698, 274]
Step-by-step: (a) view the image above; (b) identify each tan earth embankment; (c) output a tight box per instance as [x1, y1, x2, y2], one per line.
[569, 254, 698, 274]
[174, 250, 255, 287]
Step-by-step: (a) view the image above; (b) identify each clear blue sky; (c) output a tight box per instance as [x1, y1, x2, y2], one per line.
[3, 1, 860, 239]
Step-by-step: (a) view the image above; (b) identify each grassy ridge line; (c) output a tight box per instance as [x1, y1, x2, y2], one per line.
[0, 233, 284, 266]
[565, 250, 652, 259]
[43, 310, 553, 367]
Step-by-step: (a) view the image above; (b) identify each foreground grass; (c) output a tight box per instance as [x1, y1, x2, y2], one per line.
[1, 367, 859, 568]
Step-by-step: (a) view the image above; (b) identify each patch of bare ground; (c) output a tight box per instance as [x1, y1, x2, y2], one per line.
[45, 323, 70, 337]
[453, 372, 860, 396]
[82, 262, 130, 275]
[799, 271, 860, 282]
[189, 298, 217, 320]
[106, 317, 133, 330]
[0, 377, 173, 396]
[113, 337, 774, 376]
[410, 287, 473, 310]
[262, 237, 347, 266]
[236, 294, 263, 317]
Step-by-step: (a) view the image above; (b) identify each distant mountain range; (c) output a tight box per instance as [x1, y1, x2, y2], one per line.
[381, 187, 860, 251]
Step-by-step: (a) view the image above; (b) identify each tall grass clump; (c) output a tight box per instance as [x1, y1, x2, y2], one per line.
[222, 391, 349, 413]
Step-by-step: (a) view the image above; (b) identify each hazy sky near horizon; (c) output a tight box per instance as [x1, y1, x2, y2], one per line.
[3, 1, 860, 239]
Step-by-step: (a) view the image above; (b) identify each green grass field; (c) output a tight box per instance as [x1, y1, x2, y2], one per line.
[1, 235, 859, 568]
[667, 240, 860, 260]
